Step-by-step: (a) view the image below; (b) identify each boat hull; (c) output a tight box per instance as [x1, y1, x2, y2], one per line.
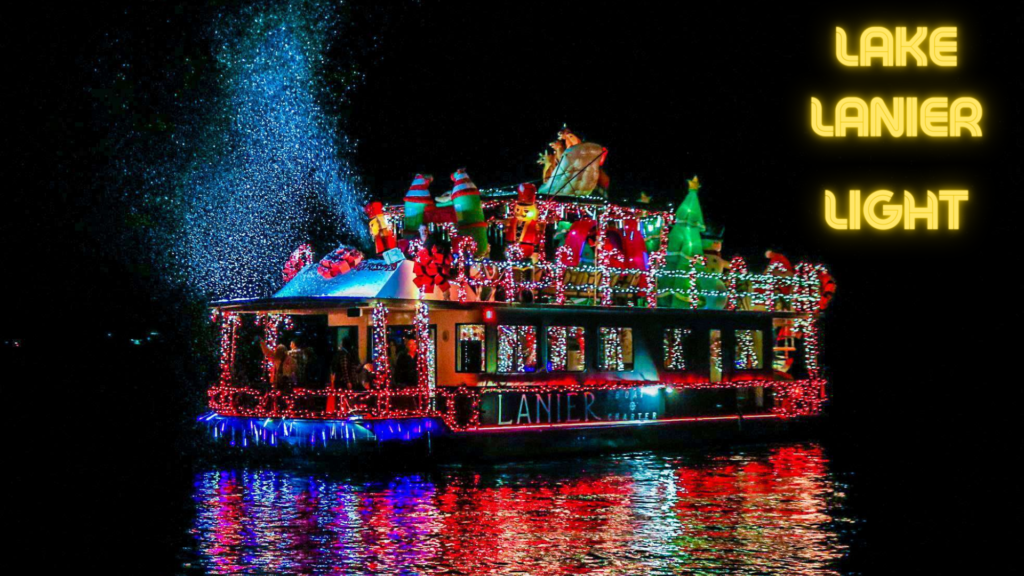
[199, 412, 825, 462]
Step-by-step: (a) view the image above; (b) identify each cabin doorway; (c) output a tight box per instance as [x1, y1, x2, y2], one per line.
[376, 325, 437, 389]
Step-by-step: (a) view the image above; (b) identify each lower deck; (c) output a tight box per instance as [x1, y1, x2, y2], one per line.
[208, 300, 827, 440]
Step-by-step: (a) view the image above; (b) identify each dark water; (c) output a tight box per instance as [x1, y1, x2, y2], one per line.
[180, 442, 859, 575]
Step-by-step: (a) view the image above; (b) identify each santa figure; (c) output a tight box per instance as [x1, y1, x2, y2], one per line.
[506, 183, 542, 259]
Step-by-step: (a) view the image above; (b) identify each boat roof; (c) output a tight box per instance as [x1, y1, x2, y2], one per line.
[210, 293, 807, 318]
[272, 259, 445, 301]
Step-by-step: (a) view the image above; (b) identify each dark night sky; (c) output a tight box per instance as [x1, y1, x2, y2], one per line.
[3, 1, 1021, 572]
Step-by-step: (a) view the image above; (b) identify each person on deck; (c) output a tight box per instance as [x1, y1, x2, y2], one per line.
[259, 338, 288, 389]
[331, 338, 359, 391]
[281, 340, 300, 389]
[392, 334, 418, 389]
[355, 362, 374, 389]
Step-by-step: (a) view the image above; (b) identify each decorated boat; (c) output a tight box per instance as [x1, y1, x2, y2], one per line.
[202, 127, 835, 457]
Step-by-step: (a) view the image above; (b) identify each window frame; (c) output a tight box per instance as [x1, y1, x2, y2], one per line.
[596, 326, 635, 372]
[733, 328, 765, 371]
[545, 325, 587, 373]
[662, 327, 692, 372]
[455, 323, 487, 374]
[494, 324, 540, 374]
[379, 324, 438, 383]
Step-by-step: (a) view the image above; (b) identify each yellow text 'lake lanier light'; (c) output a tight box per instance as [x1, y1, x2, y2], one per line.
[813, 25, 980, 231]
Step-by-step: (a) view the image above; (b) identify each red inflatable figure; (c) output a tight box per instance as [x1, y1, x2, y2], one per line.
[505, 183, 541, 259]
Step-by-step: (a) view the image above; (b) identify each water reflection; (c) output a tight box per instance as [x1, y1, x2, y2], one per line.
[187, 443, 854, 574]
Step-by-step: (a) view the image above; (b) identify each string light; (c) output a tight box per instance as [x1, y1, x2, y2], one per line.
[497, 325, 537, 373]
[214, 311, 240, 387]
[207, 378, 825, 427]
[371, 302, 391, 393]
[254, 312, 293, 381]
[735, 329, 760, 370]
[546, 326, 585, 371]
[664, 328, 691, 370]
[598, 327, 626, 370]
[414, 297, 435, 405]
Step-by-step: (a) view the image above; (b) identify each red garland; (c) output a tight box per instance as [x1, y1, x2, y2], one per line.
[317, 246, 364, 279]
[412, 244, 454, 293]
[283, 243, 314, 284]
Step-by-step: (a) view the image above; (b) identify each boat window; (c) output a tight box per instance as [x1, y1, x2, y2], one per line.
[734, 329, 764, 370]
[335, 326, 361, 363]
[381, 325, 436, 388]
[772, 318, 797, 375]
[663, 328, 692, 371]
[710, 329, 723, 383]
[546, 326, 586, 372]
[456, 324, 486, 373]
[598, 327, 634, 371]
[497, 325, 538, 373]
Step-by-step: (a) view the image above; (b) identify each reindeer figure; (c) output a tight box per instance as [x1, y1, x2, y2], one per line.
[538, 140, 566, 183]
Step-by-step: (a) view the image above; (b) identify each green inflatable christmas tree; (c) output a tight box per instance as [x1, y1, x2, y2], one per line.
[660, 176, 707, 308]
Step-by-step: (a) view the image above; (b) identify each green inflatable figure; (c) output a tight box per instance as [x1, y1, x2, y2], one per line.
[660, 176, 708, 308]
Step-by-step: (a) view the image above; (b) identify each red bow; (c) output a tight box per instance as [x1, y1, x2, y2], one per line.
[412, 245, 453, 293]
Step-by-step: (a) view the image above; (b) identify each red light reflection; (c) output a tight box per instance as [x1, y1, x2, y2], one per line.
[189, 443, 850, 574]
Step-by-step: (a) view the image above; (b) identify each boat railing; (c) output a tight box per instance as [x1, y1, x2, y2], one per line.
[207, 377, 827, 427]
[448, 253, 827, 311]
[207, 381, 429, 420]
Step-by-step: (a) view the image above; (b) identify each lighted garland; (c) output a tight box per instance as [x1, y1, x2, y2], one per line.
[727, 256, 747, 310]
[254, 312, 294, 381]
[645, 248, 666, 308]
[207, 386, 424, 420]
[414, 298, 435, 401]
[735, 329, 759, 369]
[795, 316, 820, 377]
[501, 257, 519, 302]
[597, 245, 618, 306]
[380, 198, 828, 312]
[432, 253, 824, 311]
[371, 302, 391, 391]
[762, 261, 793, 310]
[208, 377, 825, 425]
[215, 311, 241, 387]
[598, 327, 626, 370]
[710, 335, 723, 376]
[452, 236, 478, 303]
[554, 245, 573, 305]
[548, 326, 568, 370]
[497, 325, 537, 372]
[688, 254, 708, 309]
[664, 328, 691, 370]
[496, 325, 514, 373]
[772, 379, 825, 417]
